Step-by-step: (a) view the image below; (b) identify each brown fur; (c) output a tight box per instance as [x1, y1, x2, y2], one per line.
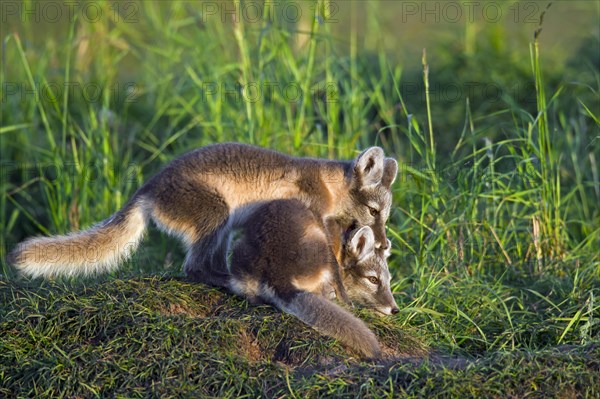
[10, 143, 397, 282]
[228, 199, 399, 358]
[229, 199, 350, 305]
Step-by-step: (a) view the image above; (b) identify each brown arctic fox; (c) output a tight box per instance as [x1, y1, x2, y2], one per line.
[10, 143, 397, 286]
[228, 199, 399, 358]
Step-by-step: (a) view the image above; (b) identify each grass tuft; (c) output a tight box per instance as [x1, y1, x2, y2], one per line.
[1, 1, 598, 396]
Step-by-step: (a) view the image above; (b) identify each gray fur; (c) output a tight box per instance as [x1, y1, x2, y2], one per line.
[284, 292, 381, 358]
[9, 143, 397, 281]
[228, 199, 398, 358]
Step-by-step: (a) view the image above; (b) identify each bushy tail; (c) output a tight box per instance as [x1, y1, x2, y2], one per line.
[8, 198, 149, 278]
[281, 291, 381, 358]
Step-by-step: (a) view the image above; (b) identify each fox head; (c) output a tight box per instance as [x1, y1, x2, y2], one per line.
[340, 225, 399, 316]
[340, 147, 398, 250]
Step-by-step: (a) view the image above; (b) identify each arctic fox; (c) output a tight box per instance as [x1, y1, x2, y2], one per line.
[10, 143, 397, 287]
[228, 199, 399, 358]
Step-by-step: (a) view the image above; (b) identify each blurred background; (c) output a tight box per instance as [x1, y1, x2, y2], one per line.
[1, 1, 599, 279]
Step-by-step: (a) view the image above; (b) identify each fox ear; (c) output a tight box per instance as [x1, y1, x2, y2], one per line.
[381, 158, 398, 188]
[353, 147, 385, 187]
[348, 226, 375, 262]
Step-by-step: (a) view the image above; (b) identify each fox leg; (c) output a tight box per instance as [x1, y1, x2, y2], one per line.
[280, 290, 381, 358]
[185, 224, 232, 287]
[150, 178, 231, 285]
[190, 202, 271, 288]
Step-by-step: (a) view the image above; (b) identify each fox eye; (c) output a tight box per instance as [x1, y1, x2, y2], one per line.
[367, 276, 379, 285]
[368, 207, 379, 216]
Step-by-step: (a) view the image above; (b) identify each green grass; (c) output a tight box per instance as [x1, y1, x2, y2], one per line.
[1, 278, 598, 398]
[1, 1, 599, 397]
